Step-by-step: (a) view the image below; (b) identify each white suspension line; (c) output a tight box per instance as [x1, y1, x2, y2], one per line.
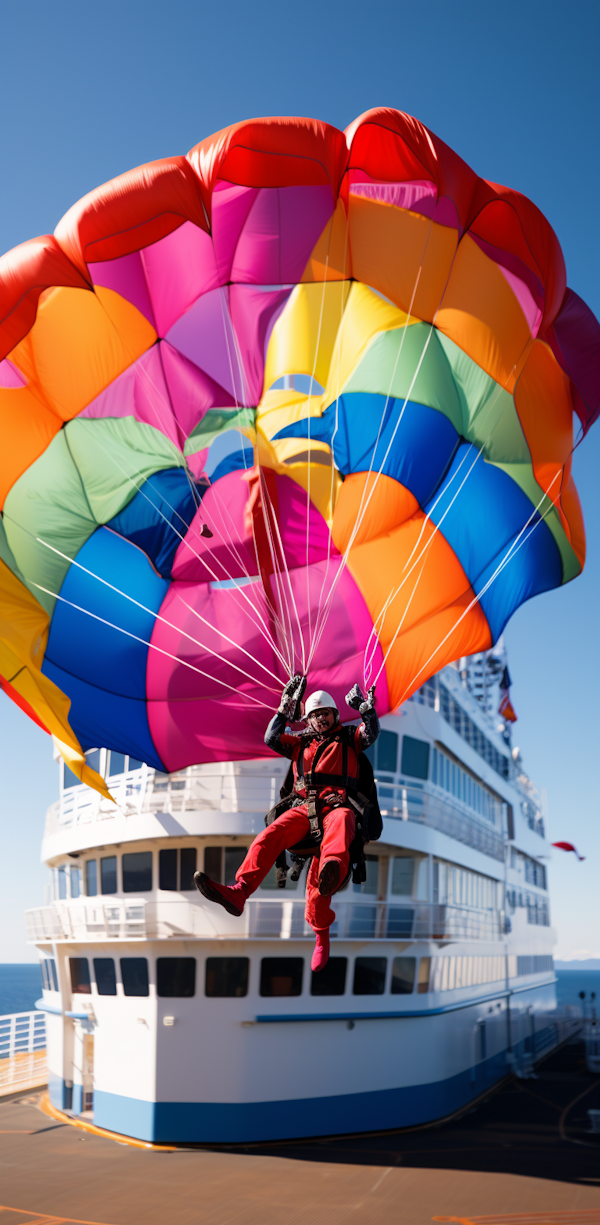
[379, 466, 565, 701]
[307, 215, 435, 670]
[77, 429, 290, 672]
[32, 536, 282, 693]
[30, 582, 273, 709]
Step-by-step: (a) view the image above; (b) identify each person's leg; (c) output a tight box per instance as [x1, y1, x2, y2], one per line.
[305, 856, 333, 971]
[235, 805, 310, 894]
[317, 806, 355, 896]
[194, 805, 310, 915]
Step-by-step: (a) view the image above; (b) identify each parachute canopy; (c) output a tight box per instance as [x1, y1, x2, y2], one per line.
[1, 110, 598, 787]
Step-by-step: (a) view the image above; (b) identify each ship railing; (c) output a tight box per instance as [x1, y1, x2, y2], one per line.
[377, 777, 505, 862]
[44, 766, 506, 865]
[0, 1011, 47, 1096]
[25, 898, 503, 944]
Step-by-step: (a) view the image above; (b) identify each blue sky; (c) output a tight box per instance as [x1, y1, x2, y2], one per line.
[1, 0, 598, 960]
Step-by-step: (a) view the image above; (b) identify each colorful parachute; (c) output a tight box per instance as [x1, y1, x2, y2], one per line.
[1, 110, 599, 791]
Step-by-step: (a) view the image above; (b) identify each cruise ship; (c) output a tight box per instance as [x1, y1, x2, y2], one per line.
[25, 650, 560, 1145]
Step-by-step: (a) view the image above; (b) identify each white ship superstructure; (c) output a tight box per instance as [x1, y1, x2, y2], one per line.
[27, 656, 560, 1143]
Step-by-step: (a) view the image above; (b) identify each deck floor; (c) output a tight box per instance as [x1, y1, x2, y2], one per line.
[0, 1046, 598, 1225]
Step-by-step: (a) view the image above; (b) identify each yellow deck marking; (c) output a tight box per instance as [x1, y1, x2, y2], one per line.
[38, 1092, 176, 1151]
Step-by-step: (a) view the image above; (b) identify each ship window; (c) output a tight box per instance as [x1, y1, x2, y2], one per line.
[85, 748, 101, 774]
[100, 856, 117, 895]
[49, 959, 58, 991]
[108, 751, 126, 777]
[159, 849, 177, 891]
[93, 958, 117, 996]
[391, 957, 416, 995]
[122, 851, 152, 893]
[225, 847, 246, 885]
[352, 854, 378, 895]
[204, 846, 222, 880]
[57, 866, 67, 900]
[70, 866, 81, 899]
[260, 957, 303, 997]
[70, 957, 91, 995]
[401, 736, 430, 780]
[311, 957, 347, 996]
[180, 847, 197, 891]
[377, 731, 398, 773]
[62, 761, 80, 790]
[85, 860, 98, 896]
[40, 961, 49, 990]
[158, 847, 197, 891]
[120, 958, 149, 997]
[128, 757, 144, 771]
[353, 957, 386, 995]
[390, 857, 414, 896]
[205, 957, 249, 998]
[157, 958, 196, 998]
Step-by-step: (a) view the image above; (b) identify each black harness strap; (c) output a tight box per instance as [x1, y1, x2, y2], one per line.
[294, 730, 356, 842]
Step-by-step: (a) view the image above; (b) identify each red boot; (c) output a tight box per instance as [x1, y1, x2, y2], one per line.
[194, 872, 246, 916]
[311, 930, 330, 972]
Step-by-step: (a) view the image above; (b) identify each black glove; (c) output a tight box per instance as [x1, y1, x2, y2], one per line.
[359, 684, 376, 715]
[278, 674, 307, 721]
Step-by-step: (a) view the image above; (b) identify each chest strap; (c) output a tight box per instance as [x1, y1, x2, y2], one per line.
[295, 732, 354, 840]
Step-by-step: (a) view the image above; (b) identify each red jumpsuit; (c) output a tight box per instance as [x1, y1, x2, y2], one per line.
[235, 726, 366, 933]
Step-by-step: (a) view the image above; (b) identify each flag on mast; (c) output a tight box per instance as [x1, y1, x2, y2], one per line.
[498, 665, 517, 723]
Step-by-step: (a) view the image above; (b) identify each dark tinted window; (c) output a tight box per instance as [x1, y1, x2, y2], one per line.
[94, 958, 117, 996]
[159, 848, 178, 891]
[69, 957, 91, 994]
[224, 847, 245, 885]
[260, 958, 303, 997]
[377, 730, 398, 773]
[128, 757, 144, 771]
[100, 856, 117, 894]
[85, 860, 97, 896]
[120, 958, 149, 997]
[108, 751, 126, 777]
[204, 846, 222, 881]
[353, 957, 386, 995]
[49, 959, 58, 991]
[401, 736, 430, 780]
[122, 851, 152, 893]
[311, 957, 347, 996]
[205, 958, 249, 998]
[391, 956, 416, 995]
[157, 958, 196, 997]
[180, 847, 197, 891]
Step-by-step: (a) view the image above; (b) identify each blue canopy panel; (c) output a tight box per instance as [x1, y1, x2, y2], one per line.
[42, 526, 168, 769]
[274, 394, 459, 507]
[107, 468, 199, 578]
[425, 444, 563, 640]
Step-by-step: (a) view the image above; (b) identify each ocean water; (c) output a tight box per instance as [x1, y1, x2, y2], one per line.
[0, 964, 43, 1016]
[555, 968, 600, 1009]
[1, 964, 598, 1017]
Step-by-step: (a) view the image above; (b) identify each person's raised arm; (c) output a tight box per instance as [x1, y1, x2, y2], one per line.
[345, 683, 380, 750]
[264, 675, 307, 757]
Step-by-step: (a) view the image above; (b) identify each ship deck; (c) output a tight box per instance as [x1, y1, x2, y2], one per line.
[0, 1045, 598, 1225]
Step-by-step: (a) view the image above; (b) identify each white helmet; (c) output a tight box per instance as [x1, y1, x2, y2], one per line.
[304, 690, 338, 719]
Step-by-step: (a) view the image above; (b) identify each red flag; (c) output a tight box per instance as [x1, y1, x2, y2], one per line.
[552, 841, 585, 861]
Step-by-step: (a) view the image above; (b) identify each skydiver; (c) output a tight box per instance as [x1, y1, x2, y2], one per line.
[194, 675, 380, 972]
